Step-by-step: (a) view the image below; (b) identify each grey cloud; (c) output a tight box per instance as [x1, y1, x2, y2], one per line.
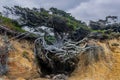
[0, 0, 40, 11]
[0, 0, 120, 23]
[0, 0, 87, 11]
[68, 0, 120, 22]
[36, 0, 89, 10]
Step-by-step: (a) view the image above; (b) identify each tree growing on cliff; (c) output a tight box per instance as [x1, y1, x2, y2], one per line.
[4, 6, 88, 42]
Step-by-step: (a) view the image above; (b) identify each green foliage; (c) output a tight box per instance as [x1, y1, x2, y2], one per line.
[91, 30, 106, 33]
[45, 36, 56, 45]
[50, 7, 75, 20]
[0, 15, 25, 32]
[66, 18, 77, 30]
[89, 16, 120, 37]
[89, 16, 120, 33]
[4, 6, 89, 33]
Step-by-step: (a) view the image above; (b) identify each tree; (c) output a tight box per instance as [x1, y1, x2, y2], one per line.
[4, 6, 88, 42]
[0, 12, 2, 16]
[106, 16, 118, 23]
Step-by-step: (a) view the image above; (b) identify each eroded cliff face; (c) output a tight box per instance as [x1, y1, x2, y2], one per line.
[0, 36, 48, 80]
[69, 38, 120, 80]
[7, 40, 36, 79]
[0, 35, 120, 80]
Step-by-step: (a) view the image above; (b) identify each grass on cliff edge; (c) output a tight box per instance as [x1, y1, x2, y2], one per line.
[0, 16, 25, 32]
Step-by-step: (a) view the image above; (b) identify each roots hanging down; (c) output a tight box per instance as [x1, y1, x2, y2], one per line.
[34, 37, 106, 76]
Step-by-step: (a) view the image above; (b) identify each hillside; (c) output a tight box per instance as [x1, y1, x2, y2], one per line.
[0, 6, 120, 80]
[69, 38, 120, 80]
[0, 35, 48, 80]
[0, 34, 120, 80]
[0, 15, 25, 32]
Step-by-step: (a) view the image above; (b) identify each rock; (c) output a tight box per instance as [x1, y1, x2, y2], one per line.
[0, 76, 9, 80]
[52, 74, 68, 80]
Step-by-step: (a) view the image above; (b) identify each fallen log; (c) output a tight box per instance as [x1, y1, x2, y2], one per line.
[0, 25, 18, 35]
[0, 25, 38, 41]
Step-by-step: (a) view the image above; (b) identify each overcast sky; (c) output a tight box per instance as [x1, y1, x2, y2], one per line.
[0, 0, 120, 23]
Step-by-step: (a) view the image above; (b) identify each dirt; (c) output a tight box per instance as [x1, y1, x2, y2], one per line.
[0, 36, 120, 80]
[69, 39, 120, 80]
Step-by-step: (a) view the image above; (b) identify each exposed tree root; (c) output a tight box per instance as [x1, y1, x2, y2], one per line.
[34, 37, 106, 78]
